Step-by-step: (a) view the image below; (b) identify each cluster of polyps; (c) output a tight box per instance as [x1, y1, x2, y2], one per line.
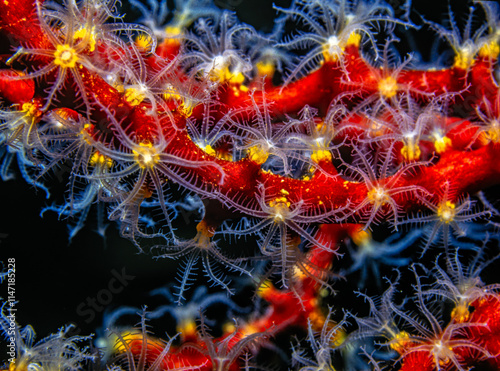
[1, 0, 500, 369]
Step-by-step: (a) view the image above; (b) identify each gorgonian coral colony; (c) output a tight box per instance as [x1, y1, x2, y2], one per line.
[1, 0, 500, 369]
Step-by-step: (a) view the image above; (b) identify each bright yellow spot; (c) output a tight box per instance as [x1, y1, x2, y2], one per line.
[256, 61, 275, 77]
[208, 65, 246, 84]
[135, 33, 154, 52]
[230, 71, 245, 84]
[453, 45, 476, 70]
[89, 151, 113, 168]
[311, 149, 332, 163]
[177, 102, 194, 117]
[367, 187, 389, 206]
[346, 32, 362, 47]
[80, 123, 94, 145]
[434, 135, 452, 153]
[479, 40, 500, 59]
[401, 142, 421, 161]
[351, 228, 372, 246]
[437, 200, 456, 223]
[163, 83, 181, 101]
[390, 331, 411, 354]
[177, 318, 197, 338]
[54, 44, 79, 68]
[241, 323, 260, 337]
[378, 76, 398, 98]
[247, 145, 269, 164]
[163, 86, 198, 117]
[223, 322, 236, 335]
[165, 25, 183, 37]
[202, 144, 216, 156]
[21, 102, 41, 118]
[256, 280, 275, 298]
[269, 196, 291, 222]
[269, 196, 291, 209]
[73, 26, 96, 52]
[124, 88, 146, 106]
[322, 39, 341, 63]
[133, 142, 160, 168]
[310, 122, 334, 162]
[321, 32, 360, 62]
[480, 119, 500, 144]
[451, 302, 470, 323]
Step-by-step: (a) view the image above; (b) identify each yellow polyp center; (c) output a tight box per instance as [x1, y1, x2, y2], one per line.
[229, 71, 246, 84]
[257, 280, 275, 300]
[80, 123, 94, 145]
[124, 88, 146, 106]
[240, 323, 261, 338]
[437, 200, 456, 223]
[451, 302, 470, 323]
[162, 84, 196, 117]
[21, 102, 41, 118]
[322, 36, 341, 63]
[247, 145, 269, 164]
[311, 149, 332, 163]
[54, 44, 78, 68]
[321, 32, 361, 63]
[401, 141, 421, 161]
[73, 26, 96, 52]
[310, 122, 335, 162]
[479, 40, 500, 59]
[367, 187, 389, 206]
[434, 135, 452, 153]
[165, 25, 183, 37]
[378, 76, 398, 98]
[351, 228, 372, 246]
[176, 318, 197, 338]
[135, 33, 154, 51]
[308, 309, 326, 331]
[269, 195, 291, 222]
[89, 151, 113, 169]
[200, 143, 216, 157]
[346, 32, 362, 48]
[480, 119, 500, 144]
[222, 321, 236, 335]
[133, 142, 160, 168]
[453, 45, 476, 70]
[163, 83, 182, 101]
[192, 220, 215, 249]
[315, 122, 328, 136]
[390, 331, 411, 354]
[208, 64, 245, 84]
[256, 61, 275, 77]
[174, 102, 191, 117]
